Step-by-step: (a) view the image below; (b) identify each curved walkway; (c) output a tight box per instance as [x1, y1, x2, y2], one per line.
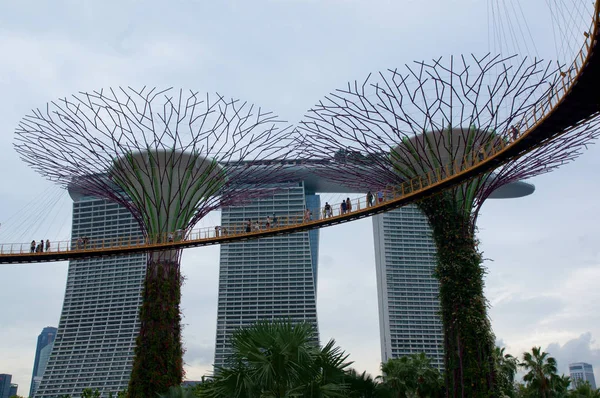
[1, 4, 599, 264]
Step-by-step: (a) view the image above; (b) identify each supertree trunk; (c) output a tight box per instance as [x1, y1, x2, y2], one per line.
[129, 251, 183, 398]
[419, 193, 496, 398]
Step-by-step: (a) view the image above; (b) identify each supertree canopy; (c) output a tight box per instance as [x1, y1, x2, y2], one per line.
[14, 87, 295, 397]
[299, 54, 599, 396]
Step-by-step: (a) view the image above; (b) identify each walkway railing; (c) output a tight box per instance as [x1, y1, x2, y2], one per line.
[0, 131, 573, 259]
[1, 2, 598, 262]
[516, 7, 598, 132]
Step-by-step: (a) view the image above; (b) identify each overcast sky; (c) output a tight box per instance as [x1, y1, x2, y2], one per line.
[1, 1, 599, 396]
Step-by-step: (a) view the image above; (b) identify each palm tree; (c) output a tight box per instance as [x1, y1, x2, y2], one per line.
[494, 347, 519, 397]
[570, 381, 600, 397]
[552, 374, 571, 397]
[521, 347, 559, 398]
[379, 353, 443, 398]
[199, 320, 352, 397]
[343, 369, 389, 398]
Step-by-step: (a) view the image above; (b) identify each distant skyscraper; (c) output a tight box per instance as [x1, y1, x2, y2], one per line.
[0, 374, 12, 398]
[31, 341, 54, 397]
[35, 187, 146, 397]
[570, 362, 596, 389]
[214, 181, 320, 367]
[8, 384, 17, 398]
[373, 181, 534, 368]
[373, 205, 444, 368]
[29, 326, 57, 397]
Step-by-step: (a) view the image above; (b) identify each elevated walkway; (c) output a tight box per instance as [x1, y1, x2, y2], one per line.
[1, 4, 599, 264]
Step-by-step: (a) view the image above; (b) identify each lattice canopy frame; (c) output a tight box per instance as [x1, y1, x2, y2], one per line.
[13, 87, 298, 398]
[15, 87, 295, 239]
[298, 53, 600, 396]
[299, 53, 599, 226]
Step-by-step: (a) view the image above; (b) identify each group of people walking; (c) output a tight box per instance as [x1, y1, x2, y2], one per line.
[30, 239, 50, 253]
[322, 193, 384, 219]
[245, 214, 279, 233]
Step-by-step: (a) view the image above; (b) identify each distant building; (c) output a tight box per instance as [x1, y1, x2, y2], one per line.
[0, 374, 12, 398]
[373, 181, 534, 369]
[569, 362, 596, 389]
[8, 385, 17, 398]
[373, 205, 444, 369]
[214, 181, 321, 367]
[31, 341, 54, 397]
[29, 326, 57, 397]
[35, 187, 146, 397]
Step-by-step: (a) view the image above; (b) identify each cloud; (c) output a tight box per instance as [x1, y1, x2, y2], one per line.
[545, 333, 600, 381]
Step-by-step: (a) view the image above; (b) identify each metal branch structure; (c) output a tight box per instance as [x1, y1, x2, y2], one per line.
[298, 54, 599, 396]
[14, 87, 295, 398]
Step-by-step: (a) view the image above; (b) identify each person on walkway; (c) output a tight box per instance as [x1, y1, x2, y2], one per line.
[30, 240, 36, 253]
[478, 146, 485, 162]
[245, 219, 252, 233]
[510, 125, 519, 142]
[341, 200, 347, 215]
[377, 191, 384, 203]
[272, 213, 278, 227]
[253, 220, 260, 231]
[324, 202, 332, 218]
[266, 216, 271, 229]
[39, 238, 44, 253]
[45, 239, 50, 252]
[346, 198, 352, 212]
[367, 191, 374, 207]
[304, 209, 311, 222]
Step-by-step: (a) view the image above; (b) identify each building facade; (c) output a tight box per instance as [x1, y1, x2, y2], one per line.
[29, 326, 57, 397]
[373, 205, 444, 369]
[31, 341, 54, 397]
[8, 385, 17, 398]
[569, 362, 596, 389]
[35, 189, 146, 398]
[0, 375, 11, 398]
[214, 182, 320, 367]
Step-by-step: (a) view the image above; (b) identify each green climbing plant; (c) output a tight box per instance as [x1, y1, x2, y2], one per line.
[390, 127, 502, 396]
[128, 260, 184, 398]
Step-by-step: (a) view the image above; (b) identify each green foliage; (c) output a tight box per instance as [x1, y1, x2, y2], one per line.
[81, 388, 101, 398]
[157, 385, 197, 398]
[517, 346, 575, 397]
[343, 369, 388, 398]
[418, 192, 497, 397]
[379, 353, 444, 398]
[199, 319, 352, 397]
[521, 346, 561, 397]
[495, 347, 519, 397]
[570, 381, 600, 397]
[128, 260, 184, 398]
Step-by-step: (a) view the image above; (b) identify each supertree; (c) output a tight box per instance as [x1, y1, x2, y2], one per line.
[14, 87, 295, 398]
[298, 54, 600, 396]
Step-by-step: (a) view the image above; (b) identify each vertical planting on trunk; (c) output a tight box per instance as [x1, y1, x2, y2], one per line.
[128, 255, 183, 398]
[419, 192, 497, 397]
